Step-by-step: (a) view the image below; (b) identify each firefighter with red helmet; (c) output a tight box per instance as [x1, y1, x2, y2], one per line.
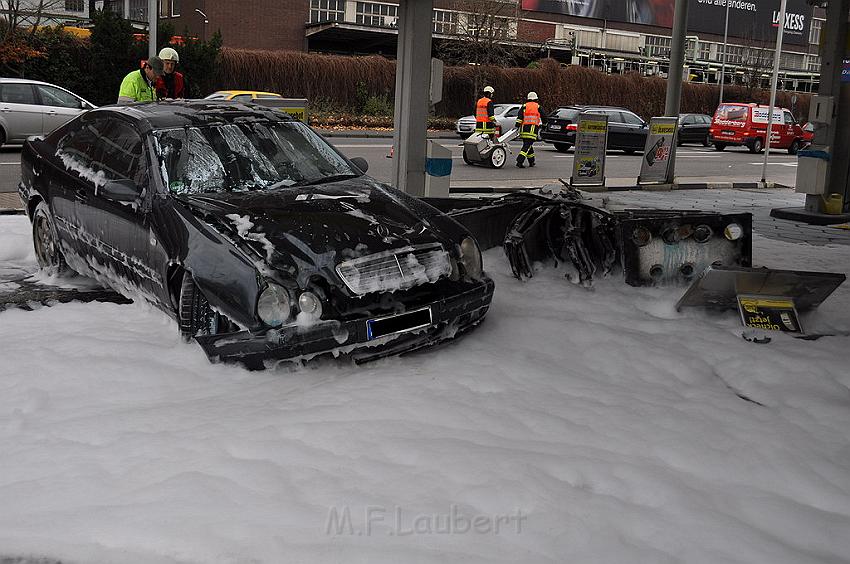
[515, 92, 543, 168]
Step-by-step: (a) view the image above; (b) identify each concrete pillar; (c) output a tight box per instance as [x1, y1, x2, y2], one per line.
[807, 0, 850, 212]
[391, 0, 433, 197]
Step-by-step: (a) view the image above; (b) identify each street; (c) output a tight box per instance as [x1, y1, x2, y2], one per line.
[0, 138, 801, 194]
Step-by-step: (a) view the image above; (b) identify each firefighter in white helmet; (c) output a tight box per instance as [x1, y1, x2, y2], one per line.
[155, 47, 188, 99]
[515, 91, 543, 168]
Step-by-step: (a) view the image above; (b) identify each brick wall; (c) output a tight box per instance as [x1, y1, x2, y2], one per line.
[517, 20, 555, 43]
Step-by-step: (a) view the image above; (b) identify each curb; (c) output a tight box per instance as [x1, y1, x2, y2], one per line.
[448, 182, 791, 194]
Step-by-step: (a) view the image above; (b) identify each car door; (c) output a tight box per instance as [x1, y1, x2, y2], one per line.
[0, 82, 42, 143]
[35, 84, 89, 135]
[601, 110, 626, 149]
[679, 114, 697, 143]
[78, 117, 161, 296]
[782, 110, 797, 148]
[499, 105, 520, 133]
[619, 111, 648, 150]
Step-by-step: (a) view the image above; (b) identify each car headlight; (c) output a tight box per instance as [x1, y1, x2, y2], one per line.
[459, 237, 483, 279]
[257, 283, 291, 327]
[298, 291, 323, 320]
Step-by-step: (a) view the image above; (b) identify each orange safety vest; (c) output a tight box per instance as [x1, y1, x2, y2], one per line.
[519, 102, 541, 139]
[475, 97, 495, 133]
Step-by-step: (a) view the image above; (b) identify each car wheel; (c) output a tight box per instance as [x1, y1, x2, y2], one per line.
[788, 139, 801, 155]
[178, 271, 225, 341]
[489, 146, 507, 168]
[32, 201, 70, 275]
[750, 138, 763, 154]
[702, 134, 711, 147]
[714, 142, 726, 151]
[553, 143, 571, 153]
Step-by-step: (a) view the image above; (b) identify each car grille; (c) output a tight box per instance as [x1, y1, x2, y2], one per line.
[336, 244, 452, 295]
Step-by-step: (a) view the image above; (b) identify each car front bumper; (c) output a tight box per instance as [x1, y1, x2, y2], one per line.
[194, 278, 495, 367]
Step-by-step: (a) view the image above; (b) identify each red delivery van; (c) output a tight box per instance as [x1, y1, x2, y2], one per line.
[709, 103, 805, 154]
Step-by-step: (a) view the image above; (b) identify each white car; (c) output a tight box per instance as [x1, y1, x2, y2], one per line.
[0, 78, 96, 146]
[455, 103, 522, 138]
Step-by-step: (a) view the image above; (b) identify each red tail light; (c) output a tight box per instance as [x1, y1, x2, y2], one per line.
[566, 124, 578, 131]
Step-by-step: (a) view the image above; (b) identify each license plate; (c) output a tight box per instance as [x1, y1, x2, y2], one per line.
[549, 124, 561, 130]
[366, 307, 433, 340]
[722, 130, 735, 136]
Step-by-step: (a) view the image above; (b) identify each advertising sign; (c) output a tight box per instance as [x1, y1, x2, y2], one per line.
[638, 117, 678, 185]
[570, 113, 608, 187]
[737, 295, 802, 333]
[520, 0, 811, 46]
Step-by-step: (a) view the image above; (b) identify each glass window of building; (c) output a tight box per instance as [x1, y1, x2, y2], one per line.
[310, 0, 345, 23]
[65, 0, 84, 11]
[355, 2, 398, 27]
[433, 9, 458, 34]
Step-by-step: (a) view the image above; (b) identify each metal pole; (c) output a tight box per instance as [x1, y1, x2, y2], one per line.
[665, 0, 689, 116]
[664, 0, 689, 184]
[760, 0, 787, 184]
[718, 0, 731, 104]
[148, 0, 157, 58]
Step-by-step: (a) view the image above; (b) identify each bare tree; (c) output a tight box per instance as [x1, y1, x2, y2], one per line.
[0, 0, 66, 67]
[437, 0, 524, 94]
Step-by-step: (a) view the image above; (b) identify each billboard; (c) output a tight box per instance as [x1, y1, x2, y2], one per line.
[520, 0, 811, 46]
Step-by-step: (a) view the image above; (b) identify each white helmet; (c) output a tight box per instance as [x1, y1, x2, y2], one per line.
[527, 91, 538, 100]
[158, 47, 179, 63]
[483, 85, 495, 94]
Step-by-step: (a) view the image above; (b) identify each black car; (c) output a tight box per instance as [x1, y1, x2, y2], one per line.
[677, 113, 712, 146]
[540, 106, 648, 154]
[19, 101, 493, 367]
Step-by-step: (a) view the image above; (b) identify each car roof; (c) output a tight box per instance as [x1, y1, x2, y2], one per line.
[87, 100, 295, 132]
[214, 90, 282, 97]
[555, 105, 631, 112]
[0, 77, 60, 87]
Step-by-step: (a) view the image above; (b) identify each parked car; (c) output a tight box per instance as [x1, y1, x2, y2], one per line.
[541, 106, 648, 153]
[677, 113, 712, 146]
[455, 103, 522, 138]
[204, 90, 283, 102]
[19, 101, 493, 367]
[0, 78, 96, 146]
[709, 103, 806, 154]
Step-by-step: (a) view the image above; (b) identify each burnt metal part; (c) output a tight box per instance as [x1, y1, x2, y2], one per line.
[0, 277, 132, 311]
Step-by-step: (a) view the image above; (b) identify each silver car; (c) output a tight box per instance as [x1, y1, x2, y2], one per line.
[455, 103, 522, 138]
[0, 78, 96, 146]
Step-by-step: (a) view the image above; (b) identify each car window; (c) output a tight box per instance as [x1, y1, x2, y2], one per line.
[783, 111, 795, 125]
[155, 120, 359, 194]
[681, 115, 695, 125]
[36, 85, 83, 109]
[716, 105, 748, 121]
[56, 117, 110, 185]
[701, 115, 712, 124]
[621, 111, 644, 125]
[96, 119, 145, 185]
[232, 94, 252, 102]
[553, 108, 581, 120]
[256, 94, 282, 99]
[605, 110, 624, 123]
[504, 107, 520, 118]
[0, 83, 36, 105]
[205, 93, 228, 100]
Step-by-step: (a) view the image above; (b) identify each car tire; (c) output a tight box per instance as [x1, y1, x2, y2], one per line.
[788, 139, 801, 155]
[553, 143, 571, 153]
[750, 138, 764, 154]
[702, 134, 711, 147]
[178, 271, 225, 342]
[714, 142, 726, 151]
[489, 146, 507, 168]
[32, 201, 70, 275]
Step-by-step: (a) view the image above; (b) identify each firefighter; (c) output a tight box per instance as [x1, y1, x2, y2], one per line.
[515, 91, 543, 168]
[475, 86, 496, 138]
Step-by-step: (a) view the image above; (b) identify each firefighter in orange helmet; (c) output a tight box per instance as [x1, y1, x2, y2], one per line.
[515, 92, 543, 168]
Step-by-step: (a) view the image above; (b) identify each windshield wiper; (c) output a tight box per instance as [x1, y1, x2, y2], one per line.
[295, 173, 359, 187]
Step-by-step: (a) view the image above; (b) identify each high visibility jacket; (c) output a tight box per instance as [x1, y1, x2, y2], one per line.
[516, 102, 542, 140]
[475, 96, 496, 134]
[117, 68, 157, 103]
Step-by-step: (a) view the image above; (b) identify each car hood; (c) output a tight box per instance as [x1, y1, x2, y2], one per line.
[178, 176, 461, 287]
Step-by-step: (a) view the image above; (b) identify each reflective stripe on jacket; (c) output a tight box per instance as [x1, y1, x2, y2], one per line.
[118, 68, 157, 103]
[516, 102, 542, 139]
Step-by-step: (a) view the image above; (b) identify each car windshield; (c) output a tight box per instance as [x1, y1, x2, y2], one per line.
[553, 108, 581, 120]
[154, 120, 358, 194]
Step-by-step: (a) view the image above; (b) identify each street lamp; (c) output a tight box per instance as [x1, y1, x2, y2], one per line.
[195, 8, 209, 42]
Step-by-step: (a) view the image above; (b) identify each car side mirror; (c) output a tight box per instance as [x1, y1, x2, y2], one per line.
[350, 156, 369, 173]
[99, 179, 140, 203]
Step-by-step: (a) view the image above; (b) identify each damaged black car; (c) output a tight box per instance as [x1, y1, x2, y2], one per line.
[19, 101, 493, 367]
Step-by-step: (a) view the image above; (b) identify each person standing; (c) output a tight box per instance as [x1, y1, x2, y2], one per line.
[117, 56, 163, 104]
[474, 86, 496, 138]
[515, 92, 543, 168]
[155, 47, 188, 99]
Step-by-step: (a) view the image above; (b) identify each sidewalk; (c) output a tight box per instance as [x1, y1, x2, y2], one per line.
[317, 129, 458, 139]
